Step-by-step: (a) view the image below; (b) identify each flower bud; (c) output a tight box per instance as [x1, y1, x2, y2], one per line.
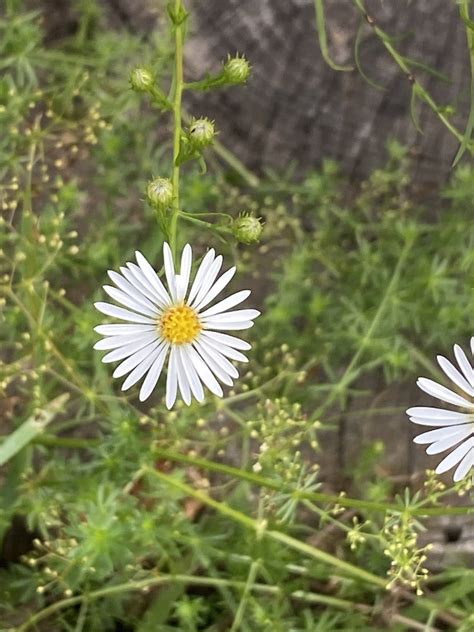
[224, 55, 251, 84]
[130, 68, 154, 92]
[147, 177, 173, 208]
[232, 213, 263, 244]
[188, 118, 215, 149]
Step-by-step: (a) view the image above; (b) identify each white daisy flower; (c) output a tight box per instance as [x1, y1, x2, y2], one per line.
[94, 243, 260, 408]
[406, 339, 474, 482]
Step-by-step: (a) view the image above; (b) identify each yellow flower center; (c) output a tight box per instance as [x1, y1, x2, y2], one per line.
[159, 304, 201, 345]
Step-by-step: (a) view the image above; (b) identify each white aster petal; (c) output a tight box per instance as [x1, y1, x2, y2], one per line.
[175, 347, 192, 405]
[102, 333, 159, 363]
[416, 377, 474, 410]
[194, 267, 236, 312]
[176, 244, 192, 302]
[103, 285, 158, 318]
[94, 302, 155, 324]
[471, 337, 474, 355]
[200, 330, 251, 351]
[426, 426, 473, 455]
[121, 342, 166, 391]
[135, 251, 172, 307]
[435, 438, 474, 475]
[113, 340, 162, 378]
[139, 343, 169, 401]
[94, 324, 155, 336]
[437, 355, 474, 397]
[409, 415, 473, 427]
[179, 346, 205, 402]
[413, 425, 472, 445]
[186, 344, 224, 397]
[108, 270, 160, 313]
[94, 332, 156, 351]
[166, 347, 178, 409]
[194, 341, 236, 385]
[201, 336, 248, 363]
[453, 344, 474, 387]
[187, 249, 215, 305]
[204, 320, 254, 331]
[453, 447, 474, 482]
[190, 256, 223, 308]
[163, 242, 177, 303]
[199, 290, 251, 318]
[122, 264, 167, 309]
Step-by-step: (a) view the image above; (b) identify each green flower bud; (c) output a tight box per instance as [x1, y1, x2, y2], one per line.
[130, 68, 154, 92]
[232, 213, 263, 244]
[188, 118, 215, 149]
[224, 55, 251, 84]
[147, 177, 173, 208]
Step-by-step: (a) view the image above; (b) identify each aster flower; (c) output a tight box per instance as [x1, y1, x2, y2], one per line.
[94, 243, 259, 408]
[407, 339, 474, 482]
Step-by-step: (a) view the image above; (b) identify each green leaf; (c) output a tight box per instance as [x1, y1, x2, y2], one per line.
[0, 394, 69, 466]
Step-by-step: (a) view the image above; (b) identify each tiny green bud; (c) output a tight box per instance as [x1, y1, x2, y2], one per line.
[188, 118, 215, 148]
[224, 55, 251, 84]
[232, 213, 263, 244]
[147, 177, 173, 208]
[130, 68, 154, 92]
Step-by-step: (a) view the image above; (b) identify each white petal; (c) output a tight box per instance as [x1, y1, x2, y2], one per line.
[166, 347, 178, 409]
[113, 340, 162, 378]
[414, 425, 471, 445]
[94, 302, 155, 324]
[103, 285, 158, 318]
[139, 343, 169, 401]
[471, 337, 474, 355]
[175, 348, 192, 405]
[108, 270, 161, 313]
[453, 344, 474, 387]
[94, 332, 156, 350]
[204, 320, 254, 331]
[176, 244, 192, 302]
[194, 267, 236, 311]
[187, 249, 215, 305]
[196, 340, 239, 379]
[125, 263, 169, 309]
[163, 242, 177, 303]
[416, 377, 474, 409]
[179, 346, 205, 402]
[135, 251, 172, 307]
[102, 333, 158, 363]
[437, 355, 474, 397]
[453, 447, 474, 482]
[94, 324, 155, 336]
[202, 309, 260, 324]
[201, 337, 248, 363]
[200, 330, 251, 351]
[187, 345, 223, 397]
[198, 290, 251, 318]
[409, 415, 473, 427]
[406, 407, 471, 420]
[194, 341, 236, 385]
[426, 426, 473, 454]
[121, 343, 165, 391]
[436, 438, 474, 475]
[190, 256, 223, 309]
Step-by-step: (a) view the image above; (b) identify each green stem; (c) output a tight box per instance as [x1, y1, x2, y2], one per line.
[145, 465, 388, 587]
[314, 0, 354, 71]
[169, 0, 186, 258]
[16, 573, 380, 632]
[152, 448, 473, 517]
[312, 236, 413, 420]
[353, 0, 466, 147]
[453, 0, 474, 166]
[229, 560, 261, 632]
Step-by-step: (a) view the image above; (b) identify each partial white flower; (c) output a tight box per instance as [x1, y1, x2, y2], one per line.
[94, 243, 259, 408]
[407, 341, 474, 482]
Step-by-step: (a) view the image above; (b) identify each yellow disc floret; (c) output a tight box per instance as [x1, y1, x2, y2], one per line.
[160, 305, 201, 345]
